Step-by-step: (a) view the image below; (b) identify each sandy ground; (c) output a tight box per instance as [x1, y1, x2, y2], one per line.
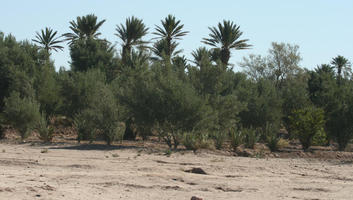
[0, 142, 352, 200]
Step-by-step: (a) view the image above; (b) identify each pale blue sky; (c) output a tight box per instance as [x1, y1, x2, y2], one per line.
[1, 0, 352, 70]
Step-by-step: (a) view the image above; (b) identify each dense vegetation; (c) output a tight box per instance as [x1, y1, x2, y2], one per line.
[0, 14, 352, 152]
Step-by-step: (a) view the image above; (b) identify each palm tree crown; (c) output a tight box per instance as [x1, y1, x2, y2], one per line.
[331, 55, 350, 79]
[63, 14, 106, 44]
[152, 14, 188, 58]
[115, 16, 149, 63]
[32, 27, 64, 53]
[202, 20, 251, 66]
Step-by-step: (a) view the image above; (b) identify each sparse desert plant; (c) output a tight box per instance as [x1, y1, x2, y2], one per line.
[243, 127, 260, 149]
[277, 138, 289, 149]
[211, 132, 227, 150]
[41, 148, 48, 153]
[230, 128, 244, 150]
[164, 149, 172, 157]
[37, 114, 54, 142]
[111, 153, 119, 157]
[261, 122, 280, 152]
[182, 132, 199, 151]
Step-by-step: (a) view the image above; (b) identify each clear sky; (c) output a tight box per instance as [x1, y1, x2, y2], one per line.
[1, 0, 352, 71]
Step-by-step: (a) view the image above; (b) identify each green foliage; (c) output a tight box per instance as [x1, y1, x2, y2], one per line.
[261, 122, 280, 152]
[63, 14, 106, 43]
[230, 127, 244, 150]
[37, 114, 54, 142]
[312, 128, 327, 146]
[70, 38, 115, 72]
[34, 64, 62, 116]
[74, 83, 125, 145]
[32, 27, 64, 54]
[58, 69, 106, 117]
[326, 84, 353, 150]
[211, 132, 227, 150]
[202, 20, 251, 65]
[119, 63, 209, 148]
[289, 106, 325, 150]
[3, 92, 41, 139]
[238, 79, 282, 129]
[243, 127, 260, 149]
[182, 131, 212, 151]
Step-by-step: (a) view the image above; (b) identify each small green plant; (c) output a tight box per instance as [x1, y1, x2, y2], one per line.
[312, 128, 328, 146]
[182, 132, 199, 151]
[230, 128, 244, 150]
[111, 153, 119, 157]
[212, 132, 227, 150]
[41, 148, 48, 153]
[37, 114, 54, 142]
[164, 149, 172, 157]
[243, 127, 260, 149]
[262, 122, 280, 152]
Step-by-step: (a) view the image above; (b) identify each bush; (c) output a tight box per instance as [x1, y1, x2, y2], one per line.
[289, 106, 325, 150]
[182, 131, 213, 151]
[212, 132, 227, 150]
[0, 124, 4, 139]
[230, 128, 244, 150]
[261, 122, 280, 152]
[37, 114, 54, 142]
[74, 109, 97, 143]
[182, 131, 199, 151]
[74, 83, 125, 145]
[3, 92, 41, 139]
[243, 127, 260, 149]
[312, 128, 328, 146]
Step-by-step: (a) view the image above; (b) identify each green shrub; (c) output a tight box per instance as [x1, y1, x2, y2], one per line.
[0, 124, 4, 139]
[230, 128, 244, 150]
[261, 122, 280, 152]
[244, 127, 260, 149]
[182, 132, 199, 151]
[211, 132, 227, 150]
[74, 109, 97, 143]
[182, 131, 213, 151]
[312, 128, 328, 146]
[74, 83, 125, 145]
[37, 114, 54, 142]
[289, 106, 325, 150]
[3, 92, 41, 139]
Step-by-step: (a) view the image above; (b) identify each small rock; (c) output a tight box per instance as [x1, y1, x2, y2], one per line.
[191, 196, 203, 200]
[185, 168, 207, 175]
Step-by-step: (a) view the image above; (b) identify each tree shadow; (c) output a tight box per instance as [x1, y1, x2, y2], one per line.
[48, 143, 145, 151]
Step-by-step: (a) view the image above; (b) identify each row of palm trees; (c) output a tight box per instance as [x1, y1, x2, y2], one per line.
[32, 14, 251, 66]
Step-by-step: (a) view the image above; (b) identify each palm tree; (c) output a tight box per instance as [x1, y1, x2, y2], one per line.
[63, 14, 106, 44]
[331, 55, 351, 84]
[32, 27, 64, 54]
[191, 47, 211, 66]
[115, 16, 149, 64]
[202, 20, 251, 66]
[151, 39, 181, 61]
[153, 14, 188, 59]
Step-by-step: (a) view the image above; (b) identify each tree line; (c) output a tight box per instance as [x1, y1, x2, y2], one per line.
[0, 14, 352, 151]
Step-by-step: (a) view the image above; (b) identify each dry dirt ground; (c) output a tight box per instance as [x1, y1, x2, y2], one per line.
[0, 142, 353, 200]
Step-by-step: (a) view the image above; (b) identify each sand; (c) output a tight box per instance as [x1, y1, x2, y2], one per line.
[0, 142, 352, 200]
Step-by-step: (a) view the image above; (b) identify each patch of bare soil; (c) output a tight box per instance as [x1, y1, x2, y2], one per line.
[1, 140, 353, 200]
